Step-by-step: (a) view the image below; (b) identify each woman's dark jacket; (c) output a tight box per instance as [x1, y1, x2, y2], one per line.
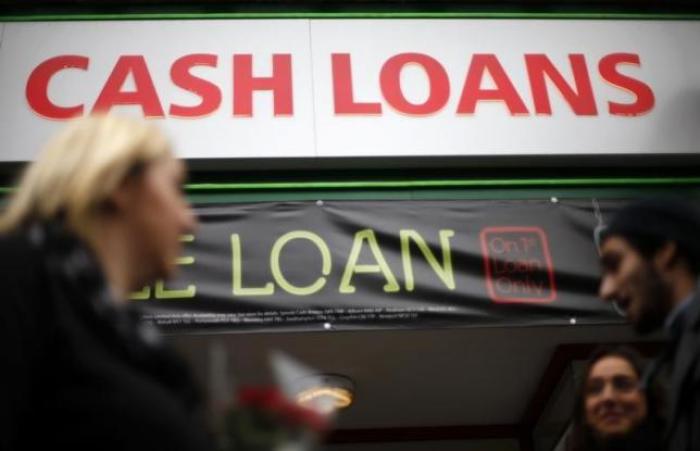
[0, 223, 213, 451]
[566, 419, 665, 451]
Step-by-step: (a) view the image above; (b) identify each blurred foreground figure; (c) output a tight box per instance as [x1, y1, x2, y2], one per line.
[567, 346, 664, 451]
[0, 116, 207, 451]
[598, 199, 700, 451]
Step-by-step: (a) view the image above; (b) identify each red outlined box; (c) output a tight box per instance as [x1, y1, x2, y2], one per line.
[480, 226, 557, 304]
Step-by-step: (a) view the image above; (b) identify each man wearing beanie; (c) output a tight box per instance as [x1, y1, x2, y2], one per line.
[598, 198, 700, 451]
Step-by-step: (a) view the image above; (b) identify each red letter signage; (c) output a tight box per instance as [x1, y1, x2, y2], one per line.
[26, 55, 89, 119]
[526, 54, 597, 116]
[598, 53, 655, 116]
[380, 53, 450, 115]
[332, 53, 382, 115]
[457, 54, 529, 115]
[92, 55, 165, 117]
[169, 54, 222, 118]
[233, 54, 293, 116]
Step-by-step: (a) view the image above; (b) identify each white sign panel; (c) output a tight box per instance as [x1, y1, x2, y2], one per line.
[0, 19, 699, 161]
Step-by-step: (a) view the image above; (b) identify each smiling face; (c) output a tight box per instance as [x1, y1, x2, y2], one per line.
[598, 236, 672, 334]
[584, 356, 648, 439]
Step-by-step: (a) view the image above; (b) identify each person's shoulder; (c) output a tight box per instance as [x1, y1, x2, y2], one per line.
[0, 228, 33, 252]
[0, 228, 45, 280]
[688, 289, 700, 330]
[0, 227, 37, 251]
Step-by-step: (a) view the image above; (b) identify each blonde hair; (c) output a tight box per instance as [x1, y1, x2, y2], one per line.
[0, 115, 171, 237]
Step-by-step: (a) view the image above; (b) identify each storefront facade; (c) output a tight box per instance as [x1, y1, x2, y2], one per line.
[2, 1, 699, 449]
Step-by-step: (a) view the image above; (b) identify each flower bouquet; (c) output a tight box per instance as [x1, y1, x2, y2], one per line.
[220, 386, 331, 451]
[216, 351, 338, 451]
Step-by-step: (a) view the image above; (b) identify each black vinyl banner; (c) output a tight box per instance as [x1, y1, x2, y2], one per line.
[137, 199, 624, 332]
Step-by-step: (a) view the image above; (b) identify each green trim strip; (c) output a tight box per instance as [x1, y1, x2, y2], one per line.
[2, 177, 699, 195]
[2, 12, 700, 22]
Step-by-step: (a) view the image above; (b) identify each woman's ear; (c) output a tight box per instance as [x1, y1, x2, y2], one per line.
[103, 173, 141, 215]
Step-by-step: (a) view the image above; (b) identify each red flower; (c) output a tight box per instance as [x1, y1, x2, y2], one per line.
[237, 386, 331, 432]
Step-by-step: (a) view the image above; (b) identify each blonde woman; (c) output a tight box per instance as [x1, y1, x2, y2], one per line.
[0, 116, 207, 450]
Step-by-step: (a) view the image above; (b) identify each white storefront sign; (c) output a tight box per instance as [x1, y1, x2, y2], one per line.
[0, 19, 698, 161]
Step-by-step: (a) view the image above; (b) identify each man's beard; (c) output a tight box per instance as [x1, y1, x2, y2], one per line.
[631, 263, 673, 334]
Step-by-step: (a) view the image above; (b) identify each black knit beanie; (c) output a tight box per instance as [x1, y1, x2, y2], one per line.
[600, 198, 700, 273]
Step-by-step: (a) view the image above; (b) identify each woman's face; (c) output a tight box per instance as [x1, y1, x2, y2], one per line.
[122, 155, 197, 286]
[584, 356, 648, 439]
